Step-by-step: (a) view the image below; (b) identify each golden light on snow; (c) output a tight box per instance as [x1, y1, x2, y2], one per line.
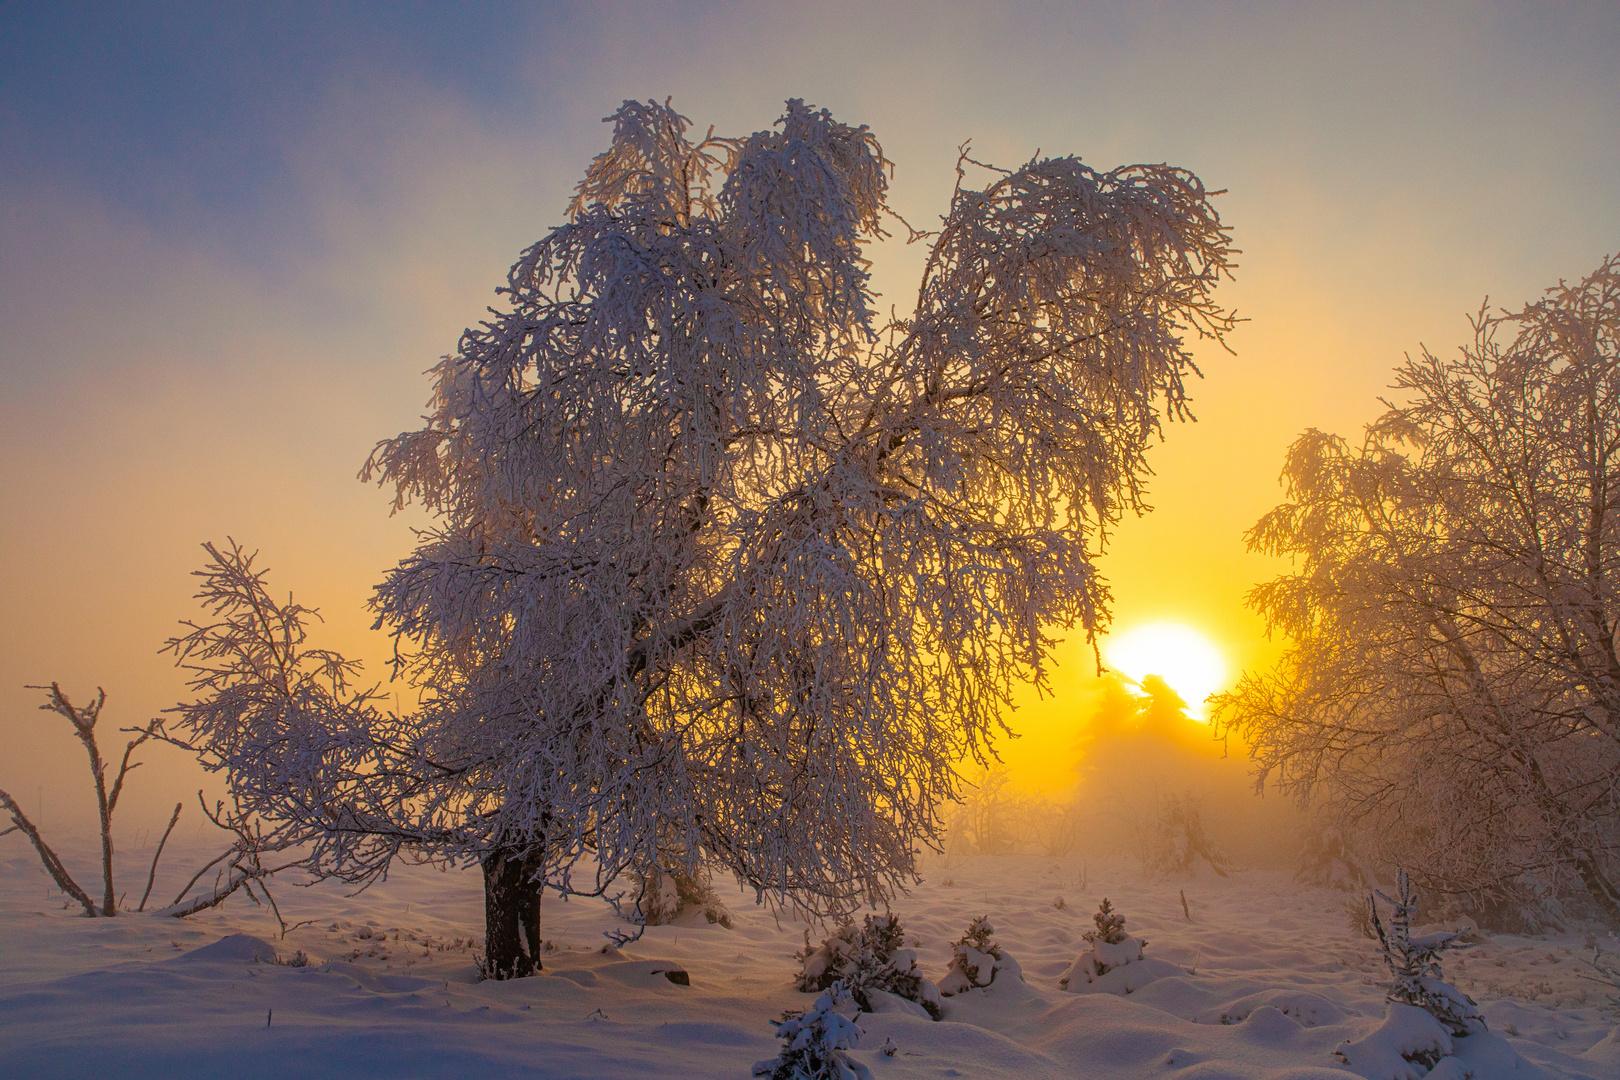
[1103, 622, 1228, 719]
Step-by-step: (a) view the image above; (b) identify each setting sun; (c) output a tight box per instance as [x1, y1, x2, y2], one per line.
[1103, 622, 1228, 718]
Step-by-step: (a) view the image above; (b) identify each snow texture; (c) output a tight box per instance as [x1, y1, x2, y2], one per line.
[1, 840, 1611, 1079]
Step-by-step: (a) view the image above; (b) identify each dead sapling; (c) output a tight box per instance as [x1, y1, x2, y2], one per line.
[0, 683, 172, 916]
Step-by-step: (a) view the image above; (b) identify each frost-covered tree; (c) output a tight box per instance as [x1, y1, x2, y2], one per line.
[1215, 255, 1620, 924]
[166, 97, 1235, 978]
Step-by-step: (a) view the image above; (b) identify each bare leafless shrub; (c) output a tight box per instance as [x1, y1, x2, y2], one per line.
[0, 683, 172, 916]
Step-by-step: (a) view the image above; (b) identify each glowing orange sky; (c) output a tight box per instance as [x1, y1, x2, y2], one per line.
[3, 3, 1618, 836]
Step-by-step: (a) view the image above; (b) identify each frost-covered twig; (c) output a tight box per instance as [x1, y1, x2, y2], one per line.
[157, 794, 301, 921]
[137, 801, 183, 912]
[0, 786, 96, 914]
[1579, 938, 1620, 1011]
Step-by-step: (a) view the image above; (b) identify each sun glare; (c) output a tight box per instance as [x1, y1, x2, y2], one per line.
[1103, 622, 1228, 719]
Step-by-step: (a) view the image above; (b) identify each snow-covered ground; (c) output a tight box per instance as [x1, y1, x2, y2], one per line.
[2, 840, 1616, 1079]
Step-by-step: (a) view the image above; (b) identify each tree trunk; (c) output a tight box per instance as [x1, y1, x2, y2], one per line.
[1574, 851, 1620, 925]
[482, 849, 543, 979]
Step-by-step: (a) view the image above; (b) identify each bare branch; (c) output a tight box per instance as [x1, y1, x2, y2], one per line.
[0, 787, 95, 915]
[138, 802, 183, 912]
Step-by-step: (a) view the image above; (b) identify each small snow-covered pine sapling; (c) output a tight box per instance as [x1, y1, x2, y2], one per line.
[754, 980, 872, 1080]
[1086, 898, 1130, 946]
[1060, 897, 1148, 989]
[0, 683, 173, 917]
[796, 914, 943, 1019]
[938, 916, 1015, 995]
[1369, 870, 1484, 1037]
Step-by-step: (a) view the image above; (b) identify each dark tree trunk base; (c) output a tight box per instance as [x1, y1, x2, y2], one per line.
[1575, 853, 1620, 926]
[482, 849, 544, 979]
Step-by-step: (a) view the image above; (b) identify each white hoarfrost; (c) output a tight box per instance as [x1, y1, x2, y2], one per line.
[157, 97, 1237, 928]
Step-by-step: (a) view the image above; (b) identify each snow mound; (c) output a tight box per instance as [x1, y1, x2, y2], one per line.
[1061, 951, 1185, 995]
[1199, 988, 1353, 1028]
[1579, 1027, 1620, 1067]
[169, 933, 281, 966]
[1337, 1003, 1454, 1080]
[1335, 1002, 1544, 1080]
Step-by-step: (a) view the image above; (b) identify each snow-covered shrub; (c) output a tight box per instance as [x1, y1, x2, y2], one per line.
[1060, 897, 1182, 993]
[1369, 871, 1483, 1038]
[937, 916, 1021, 996]
[796, 914, 943, 1019]
[1296, 814, 1372, 891]
[1142, 793, 1231, 877]
[626, 866, 732, 928]
[754, 980, 872, 1080]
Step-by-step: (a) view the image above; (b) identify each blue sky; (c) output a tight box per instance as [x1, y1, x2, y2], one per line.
[3, 1, 1618, 827]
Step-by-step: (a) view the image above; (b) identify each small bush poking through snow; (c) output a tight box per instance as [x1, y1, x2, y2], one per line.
[1087, 897, 1132, 948]
[1346, 897, 1378, 939]
[1143, 793, 1231, 877]
[1060, 898, 1159, 992]
[795, 914, 942, 1019]
[1369, 870, 1483, 1038]
[938, 916, 1021, 996]
[754, 980, 872, 1080]
[1296, 816, 1372, 891]
[626, 866, 732, 928]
